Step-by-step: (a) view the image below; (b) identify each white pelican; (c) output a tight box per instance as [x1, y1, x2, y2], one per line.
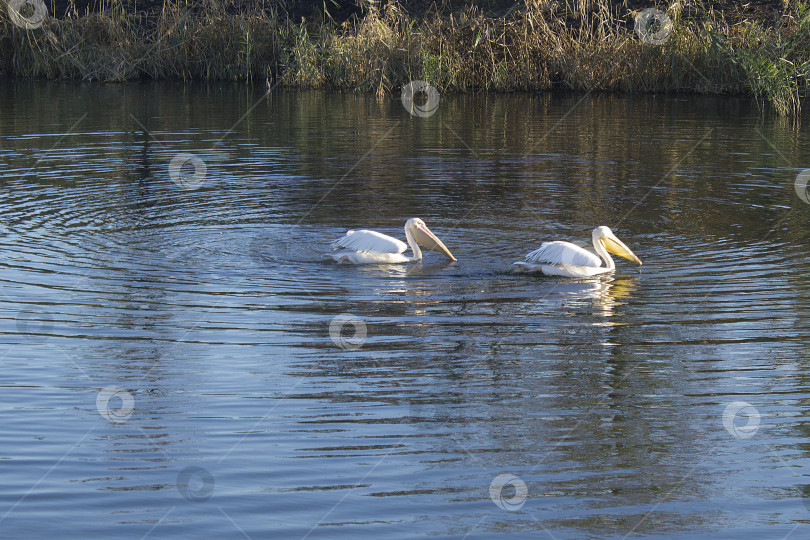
[513, 226, 642, 277]
[331, 218, 456, 264]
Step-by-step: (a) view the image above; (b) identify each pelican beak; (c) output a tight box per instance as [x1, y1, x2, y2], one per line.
[412, 223, 457, 261]
[602, 235, 642, 265]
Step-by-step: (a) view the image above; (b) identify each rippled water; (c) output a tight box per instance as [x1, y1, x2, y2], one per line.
[2, 81, 810, 538]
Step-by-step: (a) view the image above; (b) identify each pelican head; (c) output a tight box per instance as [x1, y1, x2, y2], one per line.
[593, 226, 642, 265]
[405, 218, 457, 261]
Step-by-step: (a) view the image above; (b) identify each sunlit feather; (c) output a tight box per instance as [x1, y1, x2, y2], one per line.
[524, 241, 602, 268]
[331, 230, 407, 254]
[331, 218, 456, 265]
[514, 226, 641, 277]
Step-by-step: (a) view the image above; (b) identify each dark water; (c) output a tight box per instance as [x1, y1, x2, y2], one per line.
[2, 81, 810, 539]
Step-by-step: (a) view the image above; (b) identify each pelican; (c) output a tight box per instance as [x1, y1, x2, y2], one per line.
[331, 218, 456, 264]
[513, 226, 642, 277]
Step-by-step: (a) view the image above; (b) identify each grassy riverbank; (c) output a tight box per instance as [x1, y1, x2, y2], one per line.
[1, 0, 808, 114]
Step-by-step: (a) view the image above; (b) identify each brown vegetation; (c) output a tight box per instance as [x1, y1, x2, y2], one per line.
[0, 0, 808, 114]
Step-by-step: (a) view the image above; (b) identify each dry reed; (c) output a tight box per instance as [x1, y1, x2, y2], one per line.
[0, 0, 807, 115]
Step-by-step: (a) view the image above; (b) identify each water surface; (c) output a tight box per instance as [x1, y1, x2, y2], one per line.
[1, 82, 810, 538]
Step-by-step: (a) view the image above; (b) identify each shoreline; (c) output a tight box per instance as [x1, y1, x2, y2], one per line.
[1, 0, 807, 115]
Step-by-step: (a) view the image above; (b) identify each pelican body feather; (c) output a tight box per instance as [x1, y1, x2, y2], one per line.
[513, 226, 641, 277]
[331, 218, 456, 264]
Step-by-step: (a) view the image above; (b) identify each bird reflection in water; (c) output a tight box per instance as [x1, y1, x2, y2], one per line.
[549, 275, 639, 327]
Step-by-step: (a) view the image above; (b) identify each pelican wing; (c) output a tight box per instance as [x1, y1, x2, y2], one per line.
[331, 229, 407, 254]
[524, 241, 602, 268]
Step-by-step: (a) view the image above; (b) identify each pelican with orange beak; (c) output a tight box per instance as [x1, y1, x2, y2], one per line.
[513, 226, 641, 277]
[331, 218, 457, 264]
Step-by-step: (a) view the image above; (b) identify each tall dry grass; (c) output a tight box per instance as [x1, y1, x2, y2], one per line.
[0, 0, 807, 114]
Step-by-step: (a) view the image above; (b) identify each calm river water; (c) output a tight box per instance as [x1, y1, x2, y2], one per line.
[1, 81, 810, 539]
